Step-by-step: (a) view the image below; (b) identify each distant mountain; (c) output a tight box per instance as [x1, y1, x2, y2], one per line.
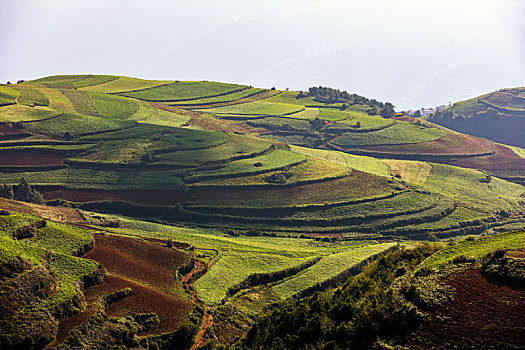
[428, 87, 525, 148]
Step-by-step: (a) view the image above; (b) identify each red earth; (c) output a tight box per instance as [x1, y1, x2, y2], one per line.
[52, 234, 194, 346]
[0, 123, 26, 135]
[449, 143, 525, 172]
[0, 150, 64, 165]
[411, 267, 525, 349]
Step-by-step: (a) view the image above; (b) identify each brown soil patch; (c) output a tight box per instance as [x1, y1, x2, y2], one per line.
[83, 234, 190, 294]
[0, 123, 25, 135]
[357, 129, 494, 157]
[0, 197, 83, 222]
[53, 234, 194, 345]
[39, 188, 188, 205]
[508, 249, 525, 259]
[449, 143, 525, 172]
[412, 267, 525, 349]
[0, 150, 63, 165]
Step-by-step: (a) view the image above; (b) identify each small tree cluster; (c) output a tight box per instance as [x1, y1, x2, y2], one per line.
[0, 177, 45, 204]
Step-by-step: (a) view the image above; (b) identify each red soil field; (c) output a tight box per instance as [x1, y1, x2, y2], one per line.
[0, 123, 26, 135]
[448, 143, 525, 172]
[356, 129, 494, 157]
[53, 234, 194, 345]
[39, 188, 188, 205]
[0, 150, 64, 165]
[411, 267, 525, 349]
[83, 234, 190, 294]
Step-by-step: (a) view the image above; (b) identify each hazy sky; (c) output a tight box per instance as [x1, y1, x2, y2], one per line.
[1, 0, 524, 109]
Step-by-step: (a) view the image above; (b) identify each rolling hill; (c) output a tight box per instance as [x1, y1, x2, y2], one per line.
[428, 87, 525, 149]
[0, 75, 524, 349]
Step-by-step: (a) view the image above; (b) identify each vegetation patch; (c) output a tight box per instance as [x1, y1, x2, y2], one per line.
[119, 81, 246, 101]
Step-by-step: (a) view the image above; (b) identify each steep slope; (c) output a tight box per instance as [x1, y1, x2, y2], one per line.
[428, 87, 525, 148]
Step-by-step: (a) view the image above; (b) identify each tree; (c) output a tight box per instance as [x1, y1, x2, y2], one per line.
[412, 110, 422, 118]
[0, 180, 14, 199]
[14, 177, 44, 204]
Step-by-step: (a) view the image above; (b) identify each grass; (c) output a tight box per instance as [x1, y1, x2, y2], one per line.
[119, 81, 247, 101]
[156, 133, 275, 166]
[382, 159, 433, 186]
[198, 101, 305, 117]
[11, 86, 50, 106]
[0, 211, 99, 308]
[60, 89, 99, 116]
[418, 230, 525, 271]
[291, 146, 391, 177]
[129, 102, 190, 127]
[78, 123, 229, 152]
[270, 242, 395, 299]
[88, 91, 139, 119]
[72, 75, 118, 88]
[422, 163, 525, 214]
[25, 112, 137, 138]
[36, 87, 76, 112]
[79, 76, 172, 93]
[1, 167, 187, 191]
[32, 75, 90, 89]
[185, 149, 307, 182]
[168, 88, 266, 106]
[195, 156, 350, 187]
[333, 121, 447, 148]
[193, 250, 310, 304]
[0, 104, 61, 122]
[265, 91, 343, 108]
[0, 85, 20, 105]
[247, 116, 314, 132]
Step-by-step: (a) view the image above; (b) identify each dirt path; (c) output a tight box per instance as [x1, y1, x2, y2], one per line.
[192, 312, 213, 349]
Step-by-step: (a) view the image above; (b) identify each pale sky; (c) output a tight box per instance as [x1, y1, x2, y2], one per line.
[1, 0, 523, 109]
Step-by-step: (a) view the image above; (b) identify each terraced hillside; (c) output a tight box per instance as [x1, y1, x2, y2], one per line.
[0, 75, 524, 241]
[428, 87, 525, 148]
[0, 75, 524, 349]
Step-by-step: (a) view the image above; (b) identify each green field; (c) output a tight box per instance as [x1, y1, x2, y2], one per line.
[79, 76, 172, 93]
[185, 149, 307, 182]
[119, 81, 247, 101]
[418, 230, 525, 271]
[0, 104, 61, 122]
[169, 87, 266, 106]
[32, 75, 90, 89]
[156, 133, 275, 166]
[333, 121, 447, 148]
[0, 85, 20, 105]
[72, 75, 118, 88]
[270, 242, 395, 299]
[198, 101, 305, 117]
[11, 86, 50, 107]
[25, 112, 136, 137]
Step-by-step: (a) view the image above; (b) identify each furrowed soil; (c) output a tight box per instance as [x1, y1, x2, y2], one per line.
[411, 267, 525, 349]
[0, 150, 64, 165]
[83, 234, 190, 294]
[53, 234, 193, 345]
[449, 143, 525, 172]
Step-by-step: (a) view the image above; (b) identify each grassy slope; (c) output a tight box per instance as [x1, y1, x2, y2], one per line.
[119, 81, 246, 101]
